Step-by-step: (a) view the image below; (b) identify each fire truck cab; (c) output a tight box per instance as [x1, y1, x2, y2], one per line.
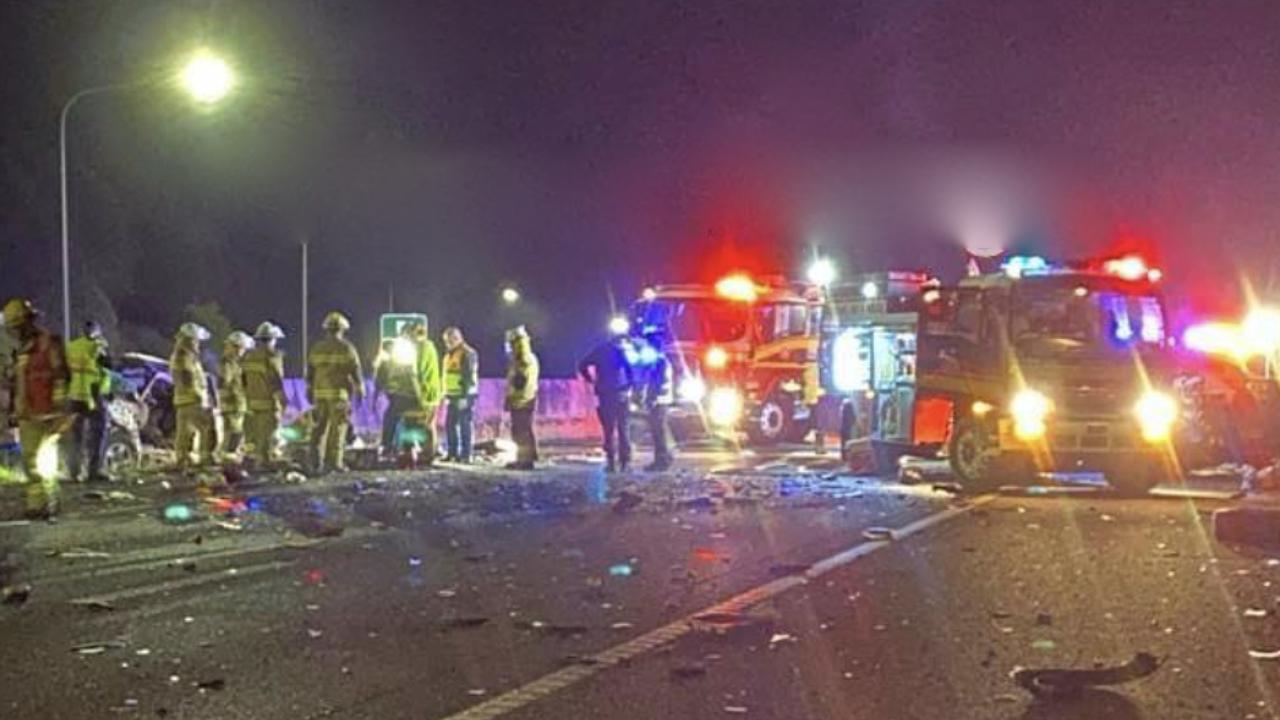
[823, 255, 1183, 495]
[629, 274, 821, 444]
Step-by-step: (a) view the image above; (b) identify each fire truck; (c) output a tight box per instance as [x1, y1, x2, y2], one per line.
[628, 274, 822, 444]
[821, 255, 1188, 494]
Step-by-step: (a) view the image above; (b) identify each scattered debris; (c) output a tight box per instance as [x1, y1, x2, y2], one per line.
[723, 706, 749, 714]
[195, 678, 226, 692]
[72, 639, 128, 655]
[1035, 612, 1053, 626]
[862, 527, 895, 542]
[768, 632, 797, 647]
[467, 689, 487, 697]
[408, 556, 423, 567]
[612, 490, 643, 514]
[692, 611, 774, 634]
[70, 598, 115, 612]
[1248, 649, 1280, 660]
[2, 583, 32, 606]
[436, 589, 458, 598]
[610, 622, 634, 630]
[307, 628, 324, 639]
[214, 520, 243, 532]
[436, 617, 490, 630]
[671, 663, 707, 679]
[515, 620, 589, 637]
[1011, 652, 1161, 697]
[931, 482, 963, 494]
[609, 563, 635, 577]
[162, 503, 197, 524]
[1244, 608, 1270, 619]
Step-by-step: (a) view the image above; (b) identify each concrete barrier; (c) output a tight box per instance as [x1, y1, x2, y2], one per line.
[283, 378, 601, 443]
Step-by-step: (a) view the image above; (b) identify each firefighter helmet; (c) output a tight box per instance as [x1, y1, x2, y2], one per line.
[322, 312, 350, 332]
[255, 321, 285, 340]
[178, 322, 211, 341]
[225, 330, 255, 350]
[1, 298, 38, 328]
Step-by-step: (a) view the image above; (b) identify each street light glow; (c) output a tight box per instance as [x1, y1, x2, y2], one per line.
[180, 51, 235, 104]
[501, 287, 520, 305]
[807, 257, 836, 287]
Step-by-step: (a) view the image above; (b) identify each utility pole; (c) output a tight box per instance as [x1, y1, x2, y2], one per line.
[301, 241, 309, 365]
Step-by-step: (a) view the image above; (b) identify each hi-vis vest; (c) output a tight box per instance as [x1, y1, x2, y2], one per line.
[66, 336, 110, 408]
[308, 336, 363, 402]
[10, 330, 68, 419]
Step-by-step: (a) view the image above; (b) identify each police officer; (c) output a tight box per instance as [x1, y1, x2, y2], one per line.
[243, 322, 286, 467]
[218, 330, 254, 461]
[579, 325, 635, 473]
[65, 320, 113, 482]
[170, 322, 214, 470]
[504, 326, 539, 470]
[307, 312, 364, 473]
[376, 323, 423, 459]
[640, 332, 674, 472]
[3, 299, 70, 519]
[442, 326, 479, 463]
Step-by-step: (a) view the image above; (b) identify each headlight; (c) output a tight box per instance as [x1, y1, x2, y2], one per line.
[390, 337, 418, 366]
[1010, 389, 1052, 440]
[678, 376, 707, 403]
[705, 346, 729, 369]
[707, 388, 744, 426]
[1134, 390, 1178, 442]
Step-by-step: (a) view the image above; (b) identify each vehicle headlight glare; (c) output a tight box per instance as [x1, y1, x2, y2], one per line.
[678, 376, 707, 403]
[1135, 390, 1178, 442]
[707, 388, 744, 426]
[1010, 389, 1052, 440]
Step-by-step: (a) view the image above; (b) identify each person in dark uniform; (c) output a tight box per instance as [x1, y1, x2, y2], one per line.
[578, 327, 635, 473]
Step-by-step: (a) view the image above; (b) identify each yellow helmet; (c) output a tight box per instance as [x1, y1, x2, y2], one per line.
[1, 298, 37, 328]
[322, 312, 350, 331]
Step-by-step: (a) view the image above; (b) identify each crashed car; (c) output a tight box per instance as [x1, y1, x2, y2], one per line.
[113, 352, 175, 446]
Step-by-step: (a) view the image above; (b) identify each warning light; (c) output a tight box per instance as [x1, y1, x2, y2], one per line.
[1103, 255, 1149, 281]
[642, 287, 657, 301]
[860, 281, 879, 300]
[1002, 255, 1048, 278]
[705, 346, 729, 369]
[608, 315, 631, 335]
[715, 274, 758, 302]
[806, 258, 837, 287]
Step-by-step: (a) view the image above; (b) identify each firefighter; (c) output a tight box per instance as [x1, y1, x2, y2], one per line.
[3, 298, 70, 519]
[413, 321, 442, 466]
[504, 326, 539, 470]
[579, 327, 635, 473]
[243, 321, 286, 466]
[640, 332, 674, 472]
[170, 322, 215, 470]
[376, 324, 423, 458]
[218, 330, 254, 461]
[442, 326, 479, 463]
[307, 312, 364, 473]
[65, 320, 113, 482]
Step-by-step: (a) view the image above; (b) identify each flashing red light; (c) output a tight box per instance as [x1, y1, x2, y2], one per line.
[705, 345, 729, 369]
[1103, 255, 1151, 281]
[715, 273, 758, 302]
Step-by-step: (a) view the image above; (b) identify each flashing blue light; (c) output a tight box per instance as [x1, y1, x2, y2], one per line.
[1002, 255, 1049, 278]
[637, 345, 660, 365]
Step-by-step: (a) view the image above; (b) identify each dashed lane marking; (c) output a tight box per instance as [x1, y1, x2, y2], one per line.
[68, 559, 294, 606]
[436, 495, 996, 720]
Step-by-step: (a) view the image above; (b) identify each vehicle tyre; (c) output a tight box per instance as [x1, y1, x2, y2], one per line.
[746, 394, 791, 446]
[104, 426, 140, 475]
[1104, 459, 1165, 497]
[948, 417, 1007, 490]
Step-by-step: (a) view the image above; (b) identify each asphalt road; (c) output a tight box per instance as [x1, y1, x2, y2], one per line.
[1, 443, 1273, 720]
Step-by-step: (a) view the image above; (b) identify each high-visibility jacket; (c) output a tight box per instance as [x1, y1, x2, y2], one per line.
[308, 335, 363, 402]
[242, 346, 285, 412]
[170, 342, 208, 409]
[443, 344, 479, 397]
[219, 352, 247, 416]
[418, 339, 442, 407]
[7, 329, 68, 419]
[66, 335, 110, 409]
[505, 341, 539, 410]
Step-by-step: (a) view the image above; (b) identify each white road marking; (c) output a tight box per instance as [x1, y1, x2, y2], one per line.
[437, 495, 996, 720]
[69, 559, 293, 606]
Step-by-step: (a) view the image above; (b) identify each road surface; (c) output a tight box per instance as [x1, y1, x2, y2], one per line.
[1, 442, 1274, 720]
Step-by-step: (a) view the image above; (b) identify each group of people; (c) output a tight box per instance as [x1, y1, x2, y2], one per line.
[2, 295, 543, 519]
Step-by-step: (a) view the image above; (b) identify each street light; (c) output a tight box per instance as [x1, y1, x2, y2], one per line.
[807, 257, 836, 287]
[59, 49, 236, 339]
[501, 287, 520, 305]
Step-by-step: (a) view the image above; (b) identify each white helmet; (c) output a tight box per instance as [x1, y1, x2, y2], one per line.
[178, 322, 211, 341]
[322, 312, 351, 332]
[225, 330, 255, 350]
[255, 321, 285, 340]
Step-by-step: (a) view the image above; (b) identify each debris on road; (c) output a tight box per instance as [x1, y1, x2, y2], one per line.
[723, 706, 749, 714]
[612, 490, 643, 514]
[307, 628, 324, 639]
[609, 563, 635, 577]
[1248, 649, 1280, 660]
[72, 639, 128, 654]
[48, 548, 112, 559]
[768, 632, 797, 647]
[162, 503, 198, 524]
[2, 583, 32, 606]
[1011, 652, 1161, 697]
[195, 678, 226, 692]
[70, 598, 115, 612]
[436, 617, 490, 630]
[671, 662, 707, 679]
[862, 527, 895, 541]
[436, 589, 458, 598]
[82, 489, 137, 502]
[514, 620, 589, 637]
[1244, 608, 1270, 619]
[692, 611, 774, 635]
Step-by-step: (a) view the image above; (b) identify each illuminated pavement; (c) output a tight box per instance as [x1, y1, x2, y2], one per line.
[1, 446, 1274, 720]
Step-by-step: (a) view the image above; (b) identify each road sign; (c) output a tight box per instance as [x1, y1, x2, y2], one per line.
[379, 313, 428, 343]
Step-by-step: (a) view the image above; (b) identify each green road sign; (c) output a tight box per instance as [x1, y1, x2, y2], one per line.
[379, 313, 428, 343]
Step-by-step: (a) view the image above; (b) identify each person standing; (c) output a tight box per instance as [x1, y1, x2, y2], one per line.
[442, 326, 479, 463]
[413, 321, 443, 466]
[307, 312, 364, 473]
[504, 326, 539, 470]
[578, 328, 635, 473]
[65, 320, 113, 482]
[242, 322, 286, 467]
[170, 322, 214, 470]
[218, 330, 255, 461]
[376, 324, 423, 458]
[640, 334, 674, 471]
[3, 299, 70, 519]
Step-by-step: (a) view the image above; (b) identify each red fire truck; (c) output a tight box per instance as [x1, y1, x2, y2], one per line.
[628, 274, 823, 444]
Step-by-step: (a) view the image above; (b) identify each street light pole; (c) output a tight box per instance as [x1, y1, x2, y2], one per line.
[301, 240, 309, 363]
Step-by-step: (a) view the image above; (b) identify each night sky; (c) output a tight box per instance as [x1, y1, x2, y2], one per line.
[2, 0, 1279, 373]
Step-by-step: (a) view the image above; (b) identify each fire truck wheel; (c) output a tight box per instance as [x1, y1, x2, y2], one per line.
[1104, 461, 1163, 497]
[948, 417, 1005, 490]
[747, 395, 792, 446]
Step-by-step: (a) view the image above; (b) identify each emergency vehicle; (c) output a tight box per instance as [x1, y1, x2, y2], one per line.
[628, 274, 822, 444]
[821, 255, 1186, 494]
